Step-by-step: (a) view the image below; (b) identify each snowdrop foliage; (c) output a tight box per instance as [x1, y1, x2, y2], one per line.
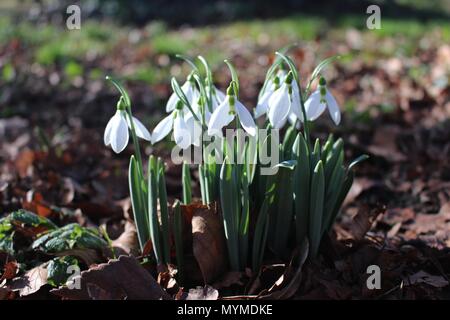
[103, 51, 368, 274]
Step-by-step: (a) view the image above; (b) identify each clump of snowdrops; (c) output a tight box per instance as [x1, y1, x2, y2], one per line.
[103, 50, 368, 275]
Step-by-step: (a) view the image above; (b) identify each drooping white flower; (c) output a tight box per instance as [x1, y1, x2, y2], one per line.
[209, 85, 226, 111]
[152, 102, 201, 149]
[255, 77, 279, 119]
[254, 69, 288, 119]
[285, 79, 305, 126]
[166, 75, 199, 113]
[104, 103, 151, 154]
[208, 85, 257, 137]
[266, 72, 303, 129]
[304, 77, 341, 125]
[267, 83, 291, 128]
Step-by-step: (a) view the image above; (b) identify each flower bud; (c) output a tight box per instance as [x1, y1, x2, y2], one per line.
[285, 71, 293, 84]
[116, 96, 126, 110]
[175, 100, 184, 110]
[319, 76, 326, 86]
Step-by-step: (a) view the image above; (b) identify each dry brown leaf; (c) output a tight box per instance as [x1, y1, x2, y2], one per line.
[405, 271, 449, 288]
[87, 283, 126, 300]
[111, 221, 139, 256]
[51, 255, 171, 300]
[258, 240, 309, 300]
[247, 264, 286, 295]
[191, 203, 227, 284]
[185, 285, 219, 300]
[157, 264, 179, 295]
[212, 271, 245, 290]
[367, 126, 407, 162]
[55, 248, 104, 266]
[9, 263, 48, 297]
[348, 205, 385, 241]
[0, 261, 18, 282]
[0, 287, 13, 300]
[14, 149, 35, 178]
[22, 191, 53, 218]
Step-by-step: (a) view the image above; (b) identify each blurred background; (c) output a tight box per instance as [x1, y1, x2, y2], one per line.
[1, 0, 449, 128]
[0, 0, 449, 243]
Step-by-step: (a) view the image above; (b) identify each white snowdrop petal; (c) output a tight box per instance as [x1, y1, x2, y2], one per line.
[186, 116, 202, 147]
[130, 116, 151, 141]
[326, 91, 341, 125]
[204, 109, 212, 124]
[182, 82, 196, 105]
[305, 90, 326, 121]
[276, 69, 288, 83]
[254, 90, 271, 118]
[110, 113, 129, 153]
[214, 87, 226, 101]
[103, 113, 117, 146]
[268, 85, 290, 129]
[236, 100, 257, 136]
[166, 92, 178, 113]
[289, 85, 304, 121]
[151, 114, 173, 144]
[173, 115, 190, 149]
[207, 100, 234, 136]
[288, 112, 301, 129]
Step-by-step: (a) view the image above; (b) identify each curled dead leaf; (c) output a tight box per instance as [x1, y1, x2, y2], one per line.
[257, 240, 309, 300]
[51, 255, 171, 300]
[0, 261, 18, 282]
[111, 221, 139, 256]
[405, 271, 449, 288]
[22, 191, 53, 218]
[178, 285, 219, 300]
[9, 263, 48, 297]
[0, 287, 14, 300]
[14, 149, 35, 178]
[347, 204, 385, 241]
[191, 203, 227, 284]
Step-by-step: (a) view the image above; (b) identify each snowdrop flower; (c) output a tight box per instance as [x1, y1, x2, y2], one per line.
[267, 72, 302, 129]
[254, 76, 280, 118]
[187, 95, 212, 125]
[254, 69, 288, 118]
[166, 74, 199, 113]
[206, 81, 226, 112]
[152, 101, 200, 149]
[208, 84, 257, 137]
[304, 77, 341, 125]
[104, 98, 151, 153]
